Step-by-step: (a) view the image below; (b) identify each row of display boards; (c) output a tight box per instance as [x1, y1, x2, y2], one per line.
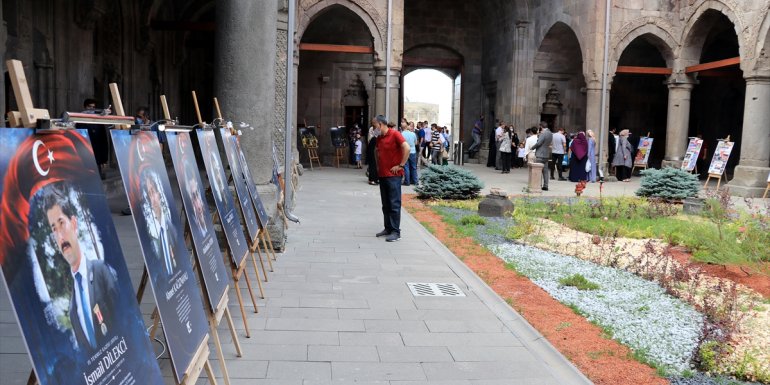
[0, 122, 282, 385]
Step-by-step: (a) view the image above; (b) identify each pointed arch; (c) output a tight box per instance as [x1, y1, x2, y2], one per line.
[610, 20, 677, 76]
[680, 0, 747, 70]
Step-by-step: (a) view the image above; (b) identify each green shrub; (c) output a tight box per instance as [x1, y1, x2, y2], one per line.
[635, 168, 700, 200]
[415, 165, 484, 200]
[559, 274, 600, 290]
[460, 214, 486, 226]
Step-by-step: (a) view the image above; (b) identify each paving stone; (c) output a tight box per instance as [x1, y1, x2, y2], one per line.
[331, 362, 427, 381]
[308, 345, 380, 362]
[376, 346, 454, 362]
[338, 332, 404, 346]
[266, 361, 331, 381]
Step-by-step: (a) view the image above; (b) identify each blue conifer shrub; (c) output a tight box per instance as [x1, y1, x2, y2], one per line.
[635, 167, 700, 200]
[415, 165, 484, 200]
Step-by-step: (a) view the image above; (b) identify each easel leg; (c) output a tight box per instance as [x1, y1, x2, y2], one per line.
[209, 320, 231, 385]
[204, 360, 219, 385]
[242, 272, 260, 312]
[26, 371, 36, 385]
[232, 278, 251, 338]
[251, 245, 269, 282]
[224, 307, 243, 357]
[149, 307, 161, 340]
[263, 229, 278, 261]
[136, 267, 149, 303]
[259, 232, 275, 270]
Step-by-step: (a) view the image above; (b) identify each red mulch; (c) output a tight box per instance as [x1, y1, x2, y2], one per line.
[404, 195, 667, 385]
[666, 246, 770, 298]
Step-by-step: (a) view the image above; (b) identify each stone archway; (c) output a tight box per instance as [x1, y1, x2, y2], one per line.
[534, 22, 585, 133]
[680, 1, 747, 69]
[609, 34, 672, 168]
[681, 8, 745, 178]
[610, 19, 677, 76]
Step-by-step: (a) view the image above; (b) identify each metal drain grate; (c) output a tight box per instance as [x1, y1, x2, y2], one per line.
[407, 282, 466, 297]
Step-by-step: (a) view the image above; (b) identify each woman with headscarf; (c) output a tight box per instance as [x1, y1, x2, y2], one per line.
[569, 132, 589, 182]
[612, 129, 634, 182]
[586, 130, 598, 182]
[499, 126, 513, 173]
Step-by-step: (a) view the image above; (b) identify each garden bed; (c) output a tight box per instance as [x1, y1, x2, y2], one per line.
[404, 195, 769, 385]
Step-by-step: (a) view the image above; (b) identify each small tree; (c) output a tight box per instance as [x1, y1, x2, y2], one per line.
[415, 165, 484, 200]
[635, 168, 700, 200]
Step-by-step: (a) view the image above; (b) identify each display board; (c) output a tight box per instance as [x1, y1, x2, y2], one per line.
[220, 129, 260, 238]
[167, 132, 229, 312]
[707, 140, 734, 176]
[634, 136, 653, 166]
[111, 129, 209, 383]
[681, 137, 704, 172]
[330, 126, 348, 148]
[0, 129, 163, 385]
[234, 137, 269, 228]
[197, 130, 249, 267]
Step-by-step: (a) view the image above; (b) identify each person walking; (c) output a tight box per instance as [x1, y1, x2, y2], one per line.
[401, 122, 418, 185]
[430, 124, 445, 165]
[531, 125, 553, 191]
[612, 129, 634, 182]
[568, 132, 589, 182]
[467, 115, 483, 157]
[374, 116, 410, 242]
[551, 127, 567, 181]
[499, 126, 513, 173]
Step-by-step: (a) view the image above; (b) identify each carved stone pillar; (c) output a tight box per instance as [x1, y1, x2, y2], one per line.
[728, 76, 770, 197]
[661, 76, 696, 168]
[585, 81, 610, 169]
[374, 66, 400, 121]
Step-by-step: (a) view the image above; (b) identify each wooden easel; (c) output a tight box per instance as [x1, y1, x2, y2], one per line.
[307, 145, 321, 170]
[334, 147, 345, 168]
[5, 59, 51, 127]
[704, 136, 732, 190]
[763, 182, 769, 199]
[179, 335, 218, 385]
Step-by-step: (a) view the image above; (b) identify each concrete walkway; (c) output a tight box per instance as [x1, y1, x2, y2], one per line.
[1, 164, 593, 385]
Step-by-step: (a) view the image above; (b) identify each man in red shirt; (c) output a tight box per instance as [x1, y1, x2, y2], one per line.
[374, 115, 411, 242]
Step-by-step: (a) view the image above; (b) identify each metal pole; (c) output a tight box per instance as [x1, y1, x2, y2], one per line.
[385, 0, 393, 121]
[284, 0, 298, 221]
[598, 0, 611, 176]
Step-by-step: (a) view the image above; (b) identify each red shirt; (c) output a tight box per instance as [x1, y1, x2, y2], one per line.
[377, 128, 406, 177]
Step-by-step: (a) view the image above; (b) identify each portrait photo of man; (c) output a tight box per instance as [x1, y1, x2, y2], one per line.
[42, 184, 118, 351]
[184, 165, 208, 236]
[143, 172, 177, 277]
[207, 138, 226, 206]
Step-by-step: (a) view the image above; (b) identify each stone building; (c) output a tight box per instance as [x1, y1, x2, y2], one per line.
[2, 0, 769, 204]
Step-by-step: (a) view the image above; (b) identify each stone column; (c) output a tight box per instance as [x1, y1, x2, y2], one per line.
[728, 76, 770, 197]
[661, 76, 695, 168]
[215, 0, 278, 183]
[585, 81, 610, 172]
[215, 0, 284, 247]
[374, 67, 401, 121]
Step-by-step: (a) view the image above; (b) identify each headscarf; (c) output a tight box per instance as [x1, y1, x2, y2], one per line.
[619, 129, 630, 137]
[571, 132, 588, 160]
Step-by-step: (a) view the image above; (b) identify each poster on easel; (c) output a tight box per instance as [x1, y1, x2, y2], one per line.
[634, 136, 654, 166]
[681, 137, 704, 172]
[167, 132, 229, 312]
[197, 130, 249, 267]
[219, 128, 260, 239]
[234, 136, 270, 227]
[111, 129, 209, 383]
[0, 129, 163, 385]
[707, 140, 734, 176]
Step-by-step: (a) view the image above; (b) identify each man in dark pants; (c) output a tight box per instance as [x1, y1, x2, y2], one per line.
[374, 116, 410, 242]
[531, 125, 554, 191]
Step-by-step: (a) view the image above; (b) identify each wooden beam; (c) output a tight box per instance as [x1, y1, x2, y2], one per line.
[685, 57, 740, 73]
[403, 56, 463, 69]
[299, 43, 373, 54]
[616, 66, 672, 75]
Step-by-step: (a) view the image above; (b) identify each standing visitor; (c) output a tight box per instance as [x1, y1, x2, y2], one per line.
[531, 125, 553, 191]
[586, 129, 598, 182]
[401, 122, 418, 185]
[516, 142, 526, 168]
[551, 127, 567, 181]
[354, 134, 363, 169]
[612, 129, 634, 182]
[524, 127, 538, 164]
[608, 127, 618, 174]
[366, 118, 380, 185]
[499, 126, 513, 173]
[494, 122, 504, 170]
[430, 124, 444, 165]
[374, 116, 410, 242]
[569, 132, 589, 182]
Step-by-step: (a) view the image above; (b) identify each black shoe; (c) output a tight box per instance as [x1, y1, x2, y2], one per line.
[550, 176, 555, 180]
[403, 183, 410, 186]
[386, 233, 401, 242]
[542, 187, 549, 191]
[558, 177, 567, 181]
[121, 207, 132, 216]
[376, 229, 391, 237]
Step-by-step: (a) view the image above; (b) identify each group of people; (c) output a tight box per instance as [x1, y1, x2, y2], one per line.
[363, 118, 451, 187]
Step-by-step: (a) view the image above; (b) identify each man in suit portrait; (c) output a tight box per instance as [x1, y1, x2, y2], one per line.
[207, 138, 226, 205]
[184, 165, 208, 236]
[43, 185, 118, 351]
[144, 173, 177, 277]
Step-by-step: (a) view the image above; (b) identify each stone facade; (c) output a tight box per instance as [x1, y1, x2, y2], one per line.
[3, 0, 769, 195]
